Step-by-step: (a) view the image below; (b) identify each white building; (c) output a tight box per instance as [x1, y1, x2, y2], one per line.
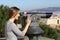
[46, 11, 60, 29]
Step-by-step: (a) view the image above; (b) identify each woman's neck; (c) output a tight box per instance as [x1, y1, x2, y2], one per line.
[9, 18, 15, 23]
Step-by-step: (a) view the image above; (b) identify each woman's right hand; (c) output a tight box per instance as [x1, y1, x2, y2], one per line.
[26, 16, 31, 26]
[22, 16, 32, 34]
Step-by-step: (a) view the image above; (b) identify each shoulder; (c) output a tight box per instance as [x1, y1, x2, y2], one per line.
[5, 20, 15, 27]
[6, 21, 12, 25]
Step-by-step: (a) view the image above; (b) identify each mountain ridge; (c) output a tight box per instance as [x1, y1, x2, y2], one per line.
[27, 7, 60, 13]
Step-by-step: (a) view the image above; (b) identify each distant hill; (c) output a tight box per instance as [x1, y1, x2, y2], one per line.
[27, 7, 60, 13]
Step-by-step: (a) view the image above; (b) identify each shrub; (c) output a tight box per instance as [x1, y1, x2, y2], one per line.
[0, 5, 9, 37]
[39, 22, 60, 40]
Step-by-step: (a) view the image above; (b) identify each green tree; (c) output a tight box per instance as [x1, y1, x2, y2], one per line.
[0, 5, 9, 37]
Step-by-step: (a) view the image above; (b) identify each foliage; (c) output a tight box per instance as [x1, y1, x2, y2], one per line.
[0, 5, 9, 37]
[39, 22, 60, 40]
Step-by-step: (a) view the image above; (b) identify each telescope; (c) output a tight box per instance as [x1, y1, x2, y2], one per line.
[20, 12, 52, 40]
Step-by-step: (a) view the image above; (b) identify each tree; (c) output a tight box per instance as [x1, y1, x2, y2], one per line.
[0, 5, 9, 37]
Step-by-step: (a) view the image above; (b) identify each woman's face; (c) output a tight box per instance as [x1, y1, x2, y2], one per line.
[15, 11, 20, 20]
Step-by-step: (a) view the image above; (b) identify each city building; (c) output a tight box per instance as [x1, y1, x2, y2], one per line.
[46, 11, 60, 29]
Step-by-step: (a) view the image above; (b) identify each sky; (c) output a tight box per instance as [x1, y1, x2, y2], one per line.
[0, 0, 60, 11]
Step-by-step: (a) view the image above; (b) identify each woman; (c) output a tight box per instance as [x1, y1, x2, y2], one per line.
[5, 7, 31, 40]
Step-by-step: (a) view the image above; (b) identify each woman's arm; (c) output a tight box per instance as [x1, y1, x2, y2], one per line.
[17, 24, 22, 28]
[22, 17, 31, 34]
[11, 23, 25, 37]
[11, 17, 31, 37]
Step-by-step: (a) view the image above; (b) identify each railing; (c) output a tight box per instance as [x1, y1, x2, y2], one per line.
[0, 37, 24, 40]
[0, 36, 55, 40]
[0, 38, 6, 40]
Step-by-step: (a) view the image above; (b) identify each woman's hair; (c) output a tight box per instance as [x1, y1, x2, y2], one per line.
[9, 7, 20, 25]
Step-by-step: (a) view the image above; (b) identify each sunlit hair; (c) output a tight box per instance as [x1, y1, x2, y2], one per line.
[9, 7, 20, 25]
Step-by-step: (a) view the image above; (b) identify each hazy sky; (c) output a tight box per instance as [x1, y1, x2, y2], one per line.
[0, 0, 60, 11]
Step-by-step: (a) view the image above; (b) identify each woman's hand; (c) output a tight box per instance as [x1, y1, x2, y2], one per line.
[22, 16, 32, 34]
[26, 16, 31, 26]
